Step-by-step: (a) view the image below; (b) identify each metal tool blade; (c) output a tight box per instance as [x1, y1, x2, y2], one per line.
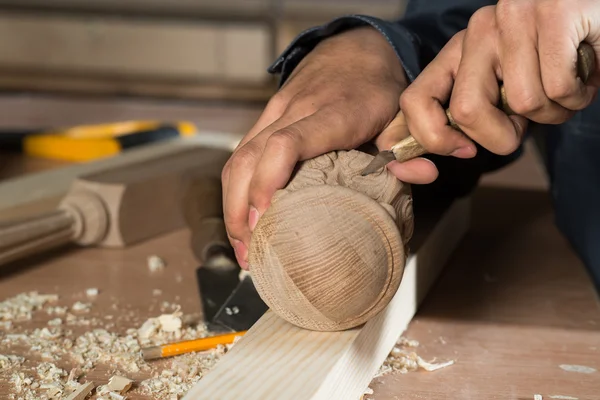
[360, 150, 396, 176]
[211, 274, 268, 332]
[196, 252, 267, 333]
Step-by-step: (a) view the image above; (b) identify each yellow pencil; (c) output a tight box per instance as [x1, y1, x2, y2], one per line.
[142, 331, 247, 360]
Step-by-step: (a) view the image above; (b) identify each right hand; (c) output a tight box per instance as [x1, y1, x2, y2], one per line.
[222, 26, 438, 269]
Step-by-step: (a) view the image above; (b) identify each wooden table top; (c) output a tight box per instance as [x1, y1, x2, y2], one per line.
[0, 155, 599, 400]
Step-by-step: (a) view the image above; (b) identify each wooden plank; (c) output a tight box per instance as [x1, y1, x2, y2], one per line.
[0, 133, 241, 221]
[0, 11, 272, 83]
[0, 72, 276, 102]
[183, 195, 471, 400]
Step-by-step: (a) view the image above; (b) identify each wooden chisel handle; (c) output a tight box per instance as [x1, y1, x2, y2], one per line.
[390, 42, 597, 162]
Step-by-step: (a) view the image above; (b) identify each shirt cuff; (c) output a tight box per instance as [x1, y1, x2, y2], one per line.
[268, 15, 423, 87]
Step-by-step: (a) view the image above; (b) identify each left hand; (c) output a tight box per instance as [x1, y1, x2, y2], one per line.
[398, 0, 600, 160]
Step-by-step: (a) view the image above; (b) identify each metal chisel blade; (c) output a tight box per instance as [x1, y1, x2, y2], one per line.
[360, 150, 396, 176]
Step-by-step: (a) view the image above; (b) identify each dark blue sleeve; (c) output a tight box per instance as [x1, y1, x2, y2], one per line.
[268, 0, 523, 203]
[269, 0, 497, 86]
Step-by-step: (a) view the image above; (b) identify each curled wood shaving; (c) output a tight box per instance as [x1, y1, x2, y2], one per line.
[107, 375, 134, 394]
[373, 336, 455, 378]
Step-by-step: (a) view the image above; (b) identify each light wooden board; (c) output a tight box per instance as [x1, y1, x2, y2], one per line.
[183, 196, 471, 400]
[0, 133, 241, 221]
[0, 11, 272, 84]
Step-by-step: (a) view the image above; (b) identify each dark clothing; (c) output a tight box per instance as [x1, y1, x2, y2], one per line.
[268, 0, 600, 290]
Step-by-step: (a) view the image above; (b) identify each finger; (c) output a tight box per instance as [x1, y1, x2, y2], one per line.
[495, 2, 573, 123]
[223, 138, 266, 268]
[399, 30, 478, 158]
[536, 3, 597, 110]
[223, 113, 307, 268]
[450, 7, 526, 156]
[386, 158, 439, 184]
[374, 110, 439, 184]
[248, 107, 371, 219]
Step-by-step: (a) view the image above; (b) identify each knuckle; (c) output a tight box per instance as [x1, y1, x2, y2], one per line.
[545, 79, 578, 102]
[421, 131, 450, 154]
[230, 142, 261, 170]
[449, 97, 480, 127]
[449, 29, 466, 47]
[468, 6, 496, 31]
[221, 160, 232, 182]
[509, 92, 547, 115]
[267, 90, 292, 115]
[399, 90, 415, 112]
[267, 128, 301, 152]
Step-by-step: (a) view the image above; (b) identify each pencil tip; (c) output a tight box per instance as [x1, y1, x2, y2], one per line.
[142, 346, 162, 361]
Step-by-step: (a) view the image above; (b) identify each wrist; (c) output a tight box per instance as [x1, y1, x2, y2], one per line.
[293, 26, 407, 89]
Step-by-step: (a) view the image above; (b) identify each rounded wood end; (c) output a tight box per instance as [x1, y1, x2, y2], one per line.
[249, 185, 405, 331]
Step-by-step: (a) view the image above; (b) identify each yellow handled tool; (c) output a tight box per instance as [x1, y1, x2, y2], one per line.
[12, 120, 197, 162]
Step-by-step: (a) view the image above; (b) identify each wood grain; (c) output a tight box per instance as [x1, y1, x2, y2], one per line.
[183, 196, 471, 400]
[249, 150, 414, 331]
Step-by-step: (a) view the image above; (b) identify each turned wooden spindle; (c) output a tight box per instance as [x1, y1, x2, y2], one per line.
[181, 175, 235, 266]
[248, 150, 414, 331]
[0, 147, 230, 266]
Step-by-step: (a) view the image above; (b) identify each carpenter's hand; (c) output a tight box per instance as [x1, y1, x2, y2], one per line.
[222, 26, 438, 269]
[400, 0, 600, 160]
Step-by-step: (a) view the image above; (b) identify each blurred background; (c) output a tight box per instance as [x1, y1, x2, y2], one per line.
[0, 0, 546, 189]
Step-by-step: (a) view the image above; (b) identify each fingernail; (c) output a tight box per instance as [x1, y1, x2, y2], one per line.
[232, 239, 249, 269]
[450, 146, 476, 158]
[248, 207, 260, 232]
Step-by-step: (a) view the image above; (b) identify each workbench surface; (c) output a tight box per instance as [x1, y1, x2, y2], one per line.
[1, 150, 599, 399]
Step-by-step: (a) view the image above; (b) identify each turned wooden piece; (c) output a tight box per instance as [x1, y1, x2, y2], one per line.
[0, 147, 230, 266]
[249, 150, 414, 331]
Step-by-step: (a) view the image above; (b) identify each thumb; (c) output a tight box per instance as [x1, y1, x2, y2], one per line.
[374, 110, 439, 184]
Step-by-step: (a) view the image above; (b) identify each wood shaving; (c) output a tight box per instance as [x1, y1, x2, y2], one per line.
[7, 361, 79, 399]
[65, 381, 95, 400]
[107, 375, 133, 394]
[86, 288, 99, 298]
[0, 354, 24, 369]
[534, 395, 543, 400]
[0, 291, 212, 399]
[559, 364, 597, 374]
[72, 302, 92, 313]
[373, 336, 454, 378]
[147, 255, 166, 272]
[0, 292, 58, 321]
[138, 346, 232, 399]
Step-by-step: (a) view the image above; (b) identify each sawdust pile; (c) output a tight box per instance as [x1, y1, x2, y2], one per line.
[375, 337, 454, 377]
[0, 291, 233, 399]
[362, 337, 455, 399]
